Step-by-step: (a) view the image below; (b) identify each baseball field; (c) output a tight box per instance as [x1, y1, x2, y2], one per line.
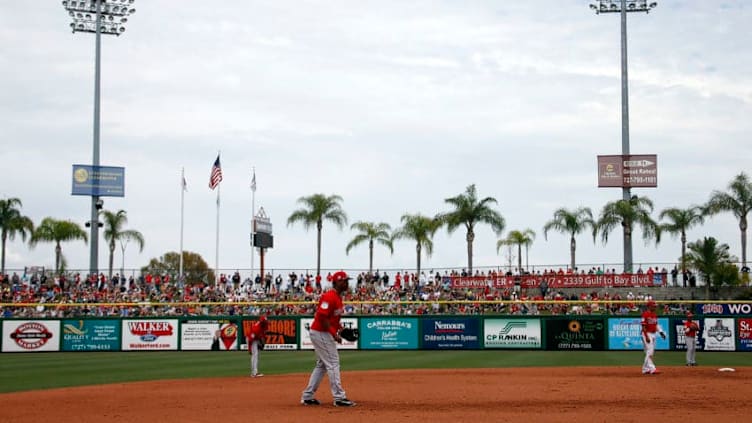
[1, 351, 750, 422]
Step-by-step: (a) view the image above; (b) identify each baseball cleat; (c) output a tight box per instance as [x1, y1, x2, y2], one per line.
[649, 369, 661, 374]
[301, 399, 321, 406]
[251, 374, 264, 378]
[334, 399, 356, 407]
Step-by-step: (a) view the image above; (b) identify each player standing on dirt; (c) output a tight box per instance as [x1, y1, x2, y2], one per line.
[300, 271, 356, 407]
[683, 311, 699, 366]
[641, 300, 666, 374]
[248, 315, 268, 378]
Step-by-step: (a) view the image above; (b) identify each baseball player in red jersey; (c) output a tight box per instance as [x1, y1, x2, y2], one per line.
[683, 311, 699, 366]
[301, 271, 356, 407]
[248, 316, 268, 377]
[641, 300, 666, 374]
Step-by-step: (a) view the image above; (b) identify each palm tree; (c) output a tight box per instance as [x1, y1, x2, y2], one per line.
[101, 209, 145, 279]
[594, 196, 660, 272]
[30, 217, 88, 274]
[0, 198, 35, 275]
[345, 221, 393, 275]
[435, 184, 505, 273]
[658, 206, 705, 277]
[392, 214, 441, 278]
[685, 237, 737, 299]
[287, 193, 347, 276]
[497, 229, 536, 274]
[705, 172, 752, 268]
[542, 207, 595, 271]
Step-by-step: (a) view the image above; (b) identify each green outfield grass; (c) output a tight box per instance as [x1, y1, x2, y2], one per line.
[1, 350, 750, 393]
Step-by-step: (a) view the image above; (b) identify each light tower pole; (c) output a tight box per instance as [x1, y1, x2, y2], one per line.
[589, 0, 657, 272]
[62, 0, 136, 277]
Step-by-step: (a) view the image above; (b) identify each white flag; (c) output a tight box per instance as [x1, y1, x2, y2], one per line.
[251, 170, 257, 192]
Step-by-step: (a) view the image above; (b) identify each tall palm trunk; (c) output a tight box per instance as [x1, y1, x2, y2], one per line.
[55, 242, 62, 274]
[316, 220, 323, 276]
[569, 235, 576, 271]
[517, 244, 522, 274]
[1, 232, 7, 275]
[680, 230, 687, 275]
[466, 230, 474, 273]
[368, 239, 374, 275]
[741, 216, 748, 268]
[109, 239, 116, 280]
[416, 243, 422, 279]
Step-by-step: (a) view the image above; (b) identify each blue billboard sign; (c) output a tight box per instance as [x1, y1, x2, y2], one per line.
[71, 165, 125, 197]
[422, 318, 480, 349]
[360, 318, 418, 350]
[608, 318, 669, 350]
[62, 319, 121, 351]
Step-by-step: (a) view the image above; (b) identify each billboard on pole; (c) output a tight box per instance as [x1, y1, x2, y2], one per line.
[598, 154, 657, 188]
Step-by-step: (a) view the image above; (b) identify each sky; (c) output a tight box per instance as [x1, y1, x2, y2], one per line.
[1, 1, 750, 277]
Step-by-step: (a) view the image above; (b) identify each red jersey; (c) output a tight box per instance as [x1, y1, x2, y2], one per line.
[684, 319, 699, 337]
[311, 289, 344, 336]
[248, 320, 267, 343]
[641, 310, 658, 333]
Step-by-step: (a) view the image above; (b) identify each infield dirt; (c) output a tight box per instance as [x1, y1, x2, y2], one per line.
[2, 367, 749, 422]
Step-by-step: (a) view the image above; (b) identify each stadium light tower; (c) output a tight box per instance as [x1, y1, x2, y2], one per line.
[589, 0, 657, 273]
[62, 0, 136, 277]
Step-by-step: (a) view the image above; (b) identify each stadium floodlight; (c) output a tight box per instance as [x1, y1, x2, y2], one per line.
[63, 0, 136, 36]
[589, 0, 657, 15]
[61, 0, 137, 277]
[589, 0, 657, 273]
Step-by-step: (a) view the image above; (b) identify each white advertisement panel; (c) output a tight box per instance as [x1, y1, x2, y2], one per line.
[2, 320, 61, 352]
[122, 319, 178, 351]
[299, 318, 358, 350]
[702, 318, 736, 351]
[180, 321, 238, 351]
[484, 318, 542, 349]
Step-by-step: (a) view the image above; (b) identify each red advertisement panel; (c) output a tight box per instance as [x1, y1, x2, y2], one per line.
[598, 154, 657, 188]
[449, 274, 663, 289]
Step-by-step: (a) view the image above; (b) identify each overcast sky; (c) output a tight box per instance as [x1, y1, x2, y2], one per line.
[1, 1, 750, 277]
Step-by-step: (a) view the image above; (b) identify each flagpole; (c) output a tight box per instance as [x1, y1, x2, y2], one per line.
[251, 166, 256, 283]
[179, 167, 185, 281]
[215, 183, 220, 285]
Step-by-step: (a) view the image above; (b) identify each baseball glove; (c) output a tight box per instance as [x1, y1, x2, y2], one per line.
[340, 328, 359, 342]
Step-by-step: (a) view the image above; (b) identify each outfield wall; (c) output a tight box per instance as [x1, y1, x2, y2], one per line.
[2, 302, 750, 353]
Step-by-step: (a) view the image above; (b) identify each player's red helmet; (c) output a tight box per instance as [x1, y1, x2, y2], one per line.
[259, 315, 268, 326]
[331, 271, 351, 283]
[647, 300, 657, 308]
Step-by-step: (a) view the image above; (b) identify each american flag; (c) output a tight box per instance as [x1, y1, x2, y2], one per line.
[209, 155, 223, 190]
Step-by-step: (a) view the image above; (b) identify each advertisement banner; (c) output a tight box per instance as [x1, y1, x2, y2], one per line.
[597, 154, 657, 188]
[360, 318, 419, 350]
[181, 320, 239, 351]
[484, 319, 542, 349]
[672, 318, 704, 351]
[738, 318, 752, 352]
[300, 318, 359, 350]
[71, 164, 125, 197]
[449, 273, 662, 289]
[702, 318, 735, 351]
[545, 319, 605, 350]
[696, 303, 752, 316]
[62, 320, 120, 351]
[242, 318, 297, 350]
[421, 318, 480, 350]
[121, 319, 178, 351]
[2, 320, 61, 352]
[607, 318, 669, 350]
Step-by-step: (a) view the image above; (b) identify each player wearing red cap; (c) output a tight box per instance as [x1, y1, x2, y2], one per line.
[248, 316, 268, 377]
[683, 311, 699, 366]
[641, 300, 666, 374]
[301, 271, 356, 407]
